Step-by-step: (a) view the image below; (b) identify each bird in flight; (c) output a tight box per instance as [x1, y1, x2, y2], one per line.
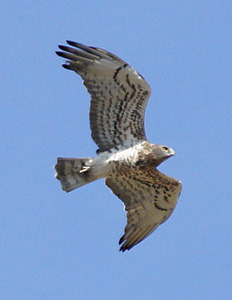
[55, 41, 182, 252]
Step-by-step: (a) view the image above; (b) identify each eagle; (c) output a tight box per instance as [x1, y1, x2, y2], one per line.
[55, 41, 182, 252]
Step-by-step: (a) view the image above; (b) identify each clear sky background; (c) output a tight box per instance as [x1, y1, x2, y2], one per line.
[1, 1, 232, 299]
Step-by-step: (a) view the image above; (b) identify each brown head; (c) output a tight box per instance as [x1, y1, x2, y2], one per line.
[137, 143, 175, 168]
[151, 144, 175, 167]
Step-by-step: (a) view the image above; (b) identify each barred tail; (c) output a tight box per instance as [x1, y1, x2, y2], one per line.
[54, 157, 96, 192]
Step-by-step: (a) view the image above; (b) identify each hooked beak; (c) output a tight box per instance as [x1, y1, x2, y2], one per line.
[169, 147, 176, 156]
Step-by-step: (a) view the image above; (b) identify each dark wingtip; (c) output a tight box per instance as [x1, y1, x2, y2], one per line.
[58, 45, 67, 51]
[119, 245, 131, 252]
[66, 40, 78, 47]
[66, 40, 90, 51]
[56, 51, 64, 57]
[119, 246, 125, 252]
[119, 235, 125, 245]
[119, 234, 131, 252]
[62, 64, 71, 70]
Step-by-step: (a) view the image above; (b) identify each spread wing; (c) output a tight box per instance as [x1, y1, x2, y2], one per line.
[56, 41, 151, 152]
[105, 169, 182, 252]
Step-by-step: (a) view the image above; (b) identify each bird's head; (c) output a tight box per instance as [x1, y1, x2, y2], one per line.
[150, 144, 175, 167]
[136, 143, 175, 168]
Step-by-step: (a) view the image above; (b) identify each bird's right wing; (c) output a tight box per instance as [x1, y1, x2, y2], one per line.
[56, 41, 151, 152]
[105, 169, 182, 251]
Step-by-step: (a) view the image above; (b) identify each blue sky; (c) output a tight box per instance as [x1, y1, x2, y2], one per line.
[1, 1, 232, 299]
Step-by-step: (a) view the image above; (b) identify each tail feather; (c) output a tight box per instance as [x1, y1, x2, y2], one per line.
[55, 157, 95, 192]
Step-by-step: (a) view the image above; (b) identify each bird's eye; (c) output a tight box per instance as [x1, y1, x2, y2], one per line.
[162, 146, 169, 152]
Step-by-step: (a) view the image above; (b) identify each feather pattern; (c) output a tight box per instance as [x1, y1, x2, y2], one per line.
[106, 169, 182, 251]
[55, 41, 182, 252]
[56, 41, 151, 151]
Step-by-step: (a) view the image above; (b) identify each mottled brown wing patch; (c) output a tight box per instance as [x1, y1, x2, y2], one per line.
[106, 169, 182, 251]
[56, 41, 151, 152]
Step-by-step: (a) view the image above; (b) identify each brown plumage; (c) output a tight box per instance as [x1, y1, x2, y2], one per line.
[55, 41, 182, 251]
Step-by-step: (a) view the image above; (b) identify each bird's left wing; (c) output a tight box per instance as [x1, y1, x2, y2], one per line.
[106, 169, 182, 251]
[56, 41, 151, 152]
